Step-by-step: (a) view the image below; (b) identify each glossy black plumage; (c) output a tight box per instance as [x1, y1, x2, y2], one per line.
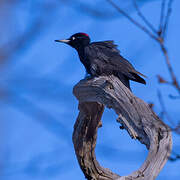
[55, 33, 146, 89]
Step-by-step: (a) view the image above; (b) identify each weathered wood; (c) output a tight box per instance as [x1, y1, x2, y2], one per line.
[72, 75, 172, 180]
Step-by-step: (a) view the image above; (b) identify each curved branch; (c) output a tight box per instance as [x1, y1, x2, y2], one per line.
[72, 76, 172, 180]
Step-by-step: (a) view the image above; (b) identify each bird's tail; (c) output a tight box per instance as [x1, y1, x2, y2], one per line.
[116, 72, 131, 89]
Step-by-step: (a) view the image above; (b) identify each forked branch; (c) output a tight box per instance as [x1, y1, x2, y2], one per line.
[73, 76, 172, 180]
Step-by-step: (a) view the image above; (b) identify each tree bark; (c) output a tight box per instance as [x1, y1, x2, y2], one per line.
[72, 75, 172, 180]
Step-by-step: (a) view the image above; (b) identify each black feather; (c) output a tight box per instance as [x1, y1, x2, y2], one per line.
[82, 41, 146, 88]
[130, 72, 146, 84]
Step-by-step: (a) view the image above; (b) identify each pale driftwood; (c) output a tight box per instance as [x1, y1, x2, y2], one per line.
[72, 75, 172, 180]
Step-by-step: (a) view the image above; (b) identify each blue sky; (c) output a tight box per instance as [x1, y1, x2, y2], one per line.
[1, 0, 180, 179]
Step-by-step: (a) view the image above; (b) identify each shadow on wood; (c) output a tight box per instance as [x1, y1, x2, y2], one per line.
[72, 75, 172, 180]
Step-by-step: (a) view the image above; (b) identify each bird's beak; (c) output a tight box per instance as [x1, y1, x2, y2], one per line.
[54, 39, 70, 43]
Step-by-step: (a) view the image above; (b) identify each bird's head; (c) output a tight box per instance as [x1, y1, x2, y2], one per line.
[55, 32, 90, 49]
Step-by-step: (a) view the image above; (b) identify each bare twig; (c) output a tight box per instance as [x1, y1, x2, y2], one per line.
[162, 0, 174, 38]
[133, 0, 157, 34]
[169, 94, 180, 99]
[172, 122, 180, 134]
[156, 1, 178, 91]
[160, 44, 180, 92]
[157, 90, 175, 126]
[157, 90, 180, 135]
[169, 151, 180, 161]
[159, 0, 166, 35]
[106, 0, 158, 41]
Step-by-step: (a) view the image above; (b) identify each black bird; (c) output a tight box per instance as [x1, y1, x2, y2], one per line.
[55, 32, 146, 89]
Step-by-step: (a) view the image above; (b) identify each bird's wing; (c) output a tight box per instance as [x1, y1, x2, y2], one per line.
[90, 41, 120, 53]
[85, 41, 146, 83]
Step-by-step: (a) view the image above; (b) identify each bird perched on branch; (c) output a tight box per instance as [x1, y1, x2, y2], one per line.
[55, 32, 146, 89]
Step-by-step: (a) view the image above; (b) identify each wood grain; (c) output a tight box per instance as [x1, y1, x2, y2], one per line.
[72, 75, 172, 180]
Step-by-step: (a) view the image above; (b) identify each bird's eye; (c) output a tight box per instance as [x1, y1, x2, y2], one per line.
[72, 37, 75, 40]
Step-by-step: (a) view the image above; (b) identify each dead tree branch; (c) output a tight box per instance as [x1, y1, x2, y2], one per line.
[73, 76, 172, 180]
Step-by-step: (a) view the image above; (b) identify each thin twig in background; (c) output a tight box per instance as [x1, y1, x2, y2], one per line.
[106, 0, 158, 41]
[157, 90, 175, 126]
[159, 2, 179, 93]
[157, 90, 180, 135]
[172, 122, 180, 134]
[160, 44, 180, 92]
[163, 0, 174, 38]
[169, 151, 180, 161]
[175, 124, 180, 134]
[169, 94, 180, 99]
[159, 0, 166, 35]
[133, 0, 157, 34]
